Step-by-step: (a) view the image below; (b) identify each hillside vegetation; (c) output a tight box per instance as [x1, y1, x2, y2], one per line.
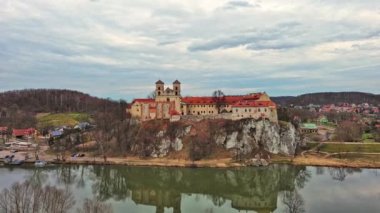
[273, 92, 380, 106]
[0, 89, 123, 113]
[318, 143, 380, 153]
[37, 113, 91, 129]
[0, 89, 127, 129]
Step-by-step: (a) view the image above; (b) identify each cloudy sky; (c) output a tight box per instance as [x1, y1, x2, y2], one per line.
[1, 0, 379, 101]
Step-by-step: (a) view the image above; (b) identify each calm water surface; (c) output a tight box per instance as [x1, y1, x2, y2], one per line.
[0, 164, 379, 213]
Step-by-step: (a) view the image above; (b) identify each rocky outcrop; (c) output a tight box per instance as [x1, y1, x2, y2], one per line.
[213, 119, 300, 156]
[134, 119, 301, 158]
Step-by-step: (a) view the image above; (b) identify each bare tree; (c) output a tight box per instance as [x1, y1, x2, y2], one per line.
[77, 198, 113, 213]
[0, 181, 75, 213]
[147, 91, 156, 99]
[335, 121, 363, 142]
[282, 190, 305, 213]
[212, 90, 225, 113]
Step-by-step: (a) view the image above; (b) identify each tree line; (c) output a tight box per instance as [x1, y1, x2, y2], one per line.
[273, 92, 380, 106]
[0, 89, 127, 129]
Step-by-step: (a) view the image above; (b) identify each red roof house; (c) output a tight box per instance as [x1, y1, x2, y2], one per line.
[12, 128, 36, 137]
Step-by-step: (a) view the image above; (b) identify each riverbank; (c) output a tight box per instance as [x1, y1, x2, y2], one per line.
[271, 154, 380, 169]
[2, 148, 380, 168]
[18, 154, 380, 169]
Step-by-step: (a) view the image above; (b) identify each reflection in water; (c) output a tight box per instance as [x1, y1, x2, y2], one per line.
[282, 190, 305, 213]
[328, 167, 362, 181]
[0, 165, 375, 213]
[89, 164, 309, 213]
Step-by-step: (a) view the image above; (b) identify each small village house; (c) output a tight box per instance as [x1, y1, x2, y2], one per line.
[12, 128, 36, 140]
[300, 123, 318, 133]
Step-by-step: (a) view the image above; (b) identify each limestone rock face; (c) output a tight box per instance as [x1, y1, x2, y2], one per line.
[147, 119, 300, 158]
[213, 120, 300, 156]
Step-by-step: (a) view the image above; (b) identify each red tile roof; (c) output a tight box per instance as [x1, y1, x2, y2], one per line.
[12, 128, 35, 137]
[0, 127, 8, 132]
[182, 94, 262, 105]
[170, 110, 181, 116]
[182, 97, 215, 104]
[232, 100, 276, 108]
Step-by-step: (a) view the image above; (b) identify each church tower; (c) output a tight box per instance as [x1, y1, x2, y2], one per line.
[173, 80, 181, 96]
[155, 80, 164, 97]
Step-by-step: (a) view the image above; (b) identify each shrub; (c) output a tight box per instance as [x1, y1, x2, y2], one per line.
[189, 135, 213, 161]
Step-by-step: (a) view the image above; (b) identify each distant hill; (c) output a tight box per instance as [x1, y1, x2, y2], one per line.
[272, 92, 380, 106]
[0, 89, 124, 114]
[0, 89, 127, 128]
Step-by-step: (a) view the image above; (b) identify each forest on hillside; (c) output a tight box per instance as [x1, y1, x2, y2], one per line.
[0, 89, 127, 128]
[272, 92, 380, 106]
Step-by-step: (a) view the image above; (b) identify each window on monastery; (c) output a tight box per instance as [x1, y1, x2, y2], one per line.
[235, 109, 238, 112]
[175, 92, 178, 95]
[258, 108, 261, 112]
[265, 108, 267, 112]
[245, 109, 247, 112]
[249, 109, 251, 112]
[167, 98, 170, 102]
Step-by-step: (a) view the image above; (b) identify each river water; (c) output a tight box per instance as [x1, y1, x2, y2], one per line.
[0, 164, 379, 213]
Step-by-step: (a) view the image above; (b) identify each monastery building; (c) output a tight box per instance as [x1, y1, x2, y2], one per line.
[127, 80, 278, 122]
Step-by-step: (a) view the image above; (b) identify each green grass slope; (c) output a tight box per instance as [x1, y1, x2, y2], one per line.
[37, 113, 90, 129]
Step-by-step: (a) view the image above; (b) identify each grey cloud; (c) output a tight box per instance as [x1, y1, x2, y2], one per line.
[246, 41, 303, 50]
[223, 0, 260, 10]
[187, 21, 303, 51]
[0, 0, 379, 99]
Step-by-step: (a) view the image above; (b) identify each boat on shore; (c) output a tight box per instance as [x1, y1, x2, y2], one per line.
[8, 159, 24, 165]
[3, 155, 24, 165]
[35, 160, 47, 167]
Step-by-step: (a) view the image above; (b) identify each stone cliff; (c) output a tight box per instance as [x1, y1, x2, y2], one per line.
[131, 119, 301, 159]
